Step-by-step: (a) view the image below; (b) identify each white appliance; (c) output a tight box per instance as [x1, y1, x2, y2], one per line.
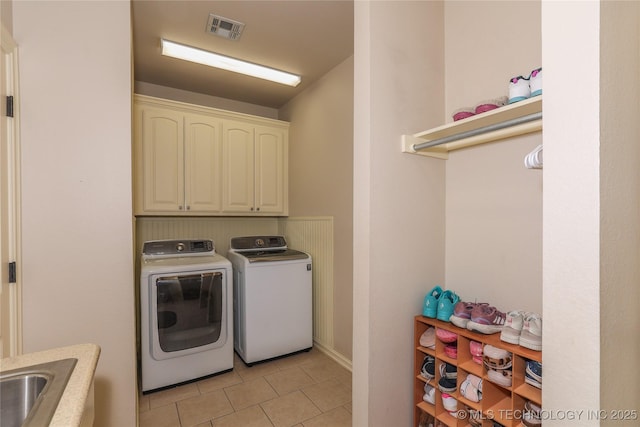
[140, 239, 233, 392]
[226, 235, 312, 365]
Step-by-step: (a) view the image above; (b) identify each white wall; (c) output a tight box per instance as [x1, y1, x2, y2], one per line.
[280, 56, 354, 360]
[542, 2, 601, 420]
[13, 2, 136, 426]
[353, 2, 445, 425]
[135, 80, 279, 119]
[444, 1, 543, 314]
[598, 2, 640, 417]
[543, 1, 640, 423]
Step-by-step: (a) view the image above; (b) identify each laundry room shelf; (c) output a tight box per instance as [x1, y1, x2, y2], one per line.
[402, 97, 542, 159]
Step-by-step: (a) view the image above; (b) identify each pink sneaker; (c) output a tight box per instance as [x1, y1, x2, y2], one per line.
[436, 328, 458, 344]
[466, 305, 506, 335]
[444, 344, 458, 359]
[450, 302, 489, 329]
[469, 340, 483, 357]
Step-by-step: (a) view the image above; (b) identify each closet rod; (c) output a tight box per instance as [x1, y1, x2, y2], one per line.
[412, 112, 543, 151]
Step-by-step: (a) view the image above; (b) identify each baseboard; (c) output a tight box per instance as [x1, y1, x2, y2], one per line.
[314, 341, 352, 372]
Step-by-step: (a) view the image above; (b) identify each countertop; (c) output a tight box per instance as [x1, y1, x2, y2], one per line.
[0, 343, 101, 427]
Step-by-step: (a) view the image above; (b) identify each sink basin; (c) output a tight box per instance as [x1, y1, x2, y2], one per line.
[0, 358, 77, 427]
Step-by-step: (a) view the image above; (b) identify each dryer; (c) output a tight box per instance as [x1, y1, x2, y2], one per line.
[140, 239, 232, 392]
[227, 235, 312, 365]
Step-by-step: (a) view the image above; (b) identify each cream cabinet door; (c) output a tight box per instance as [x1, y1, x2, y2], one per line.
[254, 126, 287, 214]
[138, 107, 184, 213]
[222, 120, 255, 213]
[184, 114, 222, 213]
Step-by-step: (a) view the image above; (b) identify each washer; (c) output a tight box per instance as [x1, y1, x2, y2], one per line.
[227, 235, 312, 365]
[140, 239, 233, 392]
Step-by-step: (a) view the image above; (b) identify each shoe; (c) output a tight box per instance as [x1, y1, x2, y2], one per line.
[439, 362, 457, 379]
[420, 355, 435, 380]
[436, 290, 461, 322]
[525, 360, 542, 383]
[467, 305, 506, 334]
[525, 360, 542, 389]
[419, 327, 436, 349]
[452, 107, 475, 121]
[474, 96, 508, 114]
[469, 340, 483, 357]
[444, 343, 458, 359]
[487, 366, 512, 387]
[436, 328, 458, 344]
[500, 310, 526, 344]
[450, 302, 488, 329]
[460, 375, 483, 402]
[423, 383, 436, 404]
[508, 75, 530, 104]
[441, 393, 457, 414]
[519, 313, 542, 351]
[460, 379, 481, 402]
[483, 345, 512, 369]
[465, 373, 483, 393]
[423, 286, 443, 318]
[522, 401, 542, 426]
[418, 411, 435, 427]
[529, 67, 542, 97]
[438, 376, 457, 393]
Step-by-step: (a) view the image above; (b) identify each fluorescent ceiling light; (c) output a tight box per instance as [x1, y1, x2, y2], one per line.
[161, 39, 301, 87]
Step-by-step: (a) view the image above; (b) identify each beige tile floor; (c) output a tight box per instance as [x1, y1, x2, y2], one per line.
[139, 348, 352, 427]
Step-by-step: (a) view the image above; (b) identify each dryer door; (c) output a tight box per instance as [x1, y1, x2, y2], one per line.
[150, 270, 227, 360]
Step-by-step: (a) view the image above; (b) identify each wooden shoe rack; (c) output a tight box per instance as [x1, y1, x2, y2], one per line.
[414, 315, 542, 427]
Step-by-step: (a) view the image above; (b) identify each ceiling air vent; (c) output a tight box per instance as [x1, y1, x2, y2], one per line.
[206, 14, 245, 41]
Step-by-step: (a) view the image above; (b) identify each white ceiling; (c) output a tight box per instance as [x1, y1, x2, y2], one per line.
[132, 1, 354, 108]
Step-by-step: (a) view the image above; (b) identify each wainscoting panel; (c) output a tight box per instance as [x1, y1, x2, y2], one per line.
[135, 217, 279, 257]
[279, 217, 334, 350]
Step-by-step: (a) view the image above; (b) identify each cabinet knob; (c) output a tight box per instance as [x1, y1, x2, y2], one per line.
[179, 206, 183, 210]
[256, 207, 260, 211]
[186, 206, 191, 210]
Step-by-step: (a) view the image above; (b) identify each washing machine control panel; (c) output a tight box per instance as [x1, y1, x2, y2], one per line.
[230, 236, 287, 251]
[142, 239, 214, 256]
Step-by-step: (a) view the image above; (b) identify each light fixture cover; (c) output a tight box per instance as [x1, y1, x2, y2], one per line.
[161, 39, 301, 87]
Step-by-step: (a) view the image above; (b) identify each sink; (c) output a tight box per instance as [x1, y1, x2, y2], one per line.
[0, 358, 77, 427]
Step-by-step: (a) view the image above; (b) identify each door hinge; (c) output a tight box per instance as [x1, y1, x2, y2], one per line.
[6, 96, 14, 118]
[8, 262, 16, 283]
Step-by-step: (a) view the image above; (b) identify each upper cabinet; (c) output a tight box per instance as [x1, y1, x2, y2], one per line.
[134, 95, 289, 216]
[222, 121, 288, 215]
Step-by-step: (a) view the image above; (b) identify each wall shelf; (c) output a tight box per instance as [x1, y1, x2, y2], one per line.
[402, 97, 542, 159]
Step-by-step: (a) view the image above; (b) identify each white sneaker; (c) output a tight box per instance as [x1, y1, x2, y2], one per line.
[519, 313, 542, 351]
[500, 310, 525, 345]
[508, 75, 530, 104]
[423, 383, 436, 404]
[529, 67, 542, 97]
[441, 393, 457, 414]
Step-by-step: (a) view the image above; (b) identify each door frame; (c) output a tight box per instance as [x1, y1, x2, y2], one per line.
[1, 23, 23, 358]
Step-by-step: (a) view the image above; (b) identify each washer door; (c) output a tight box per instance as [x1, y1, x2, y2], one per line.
[150, 270, 227, 360]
